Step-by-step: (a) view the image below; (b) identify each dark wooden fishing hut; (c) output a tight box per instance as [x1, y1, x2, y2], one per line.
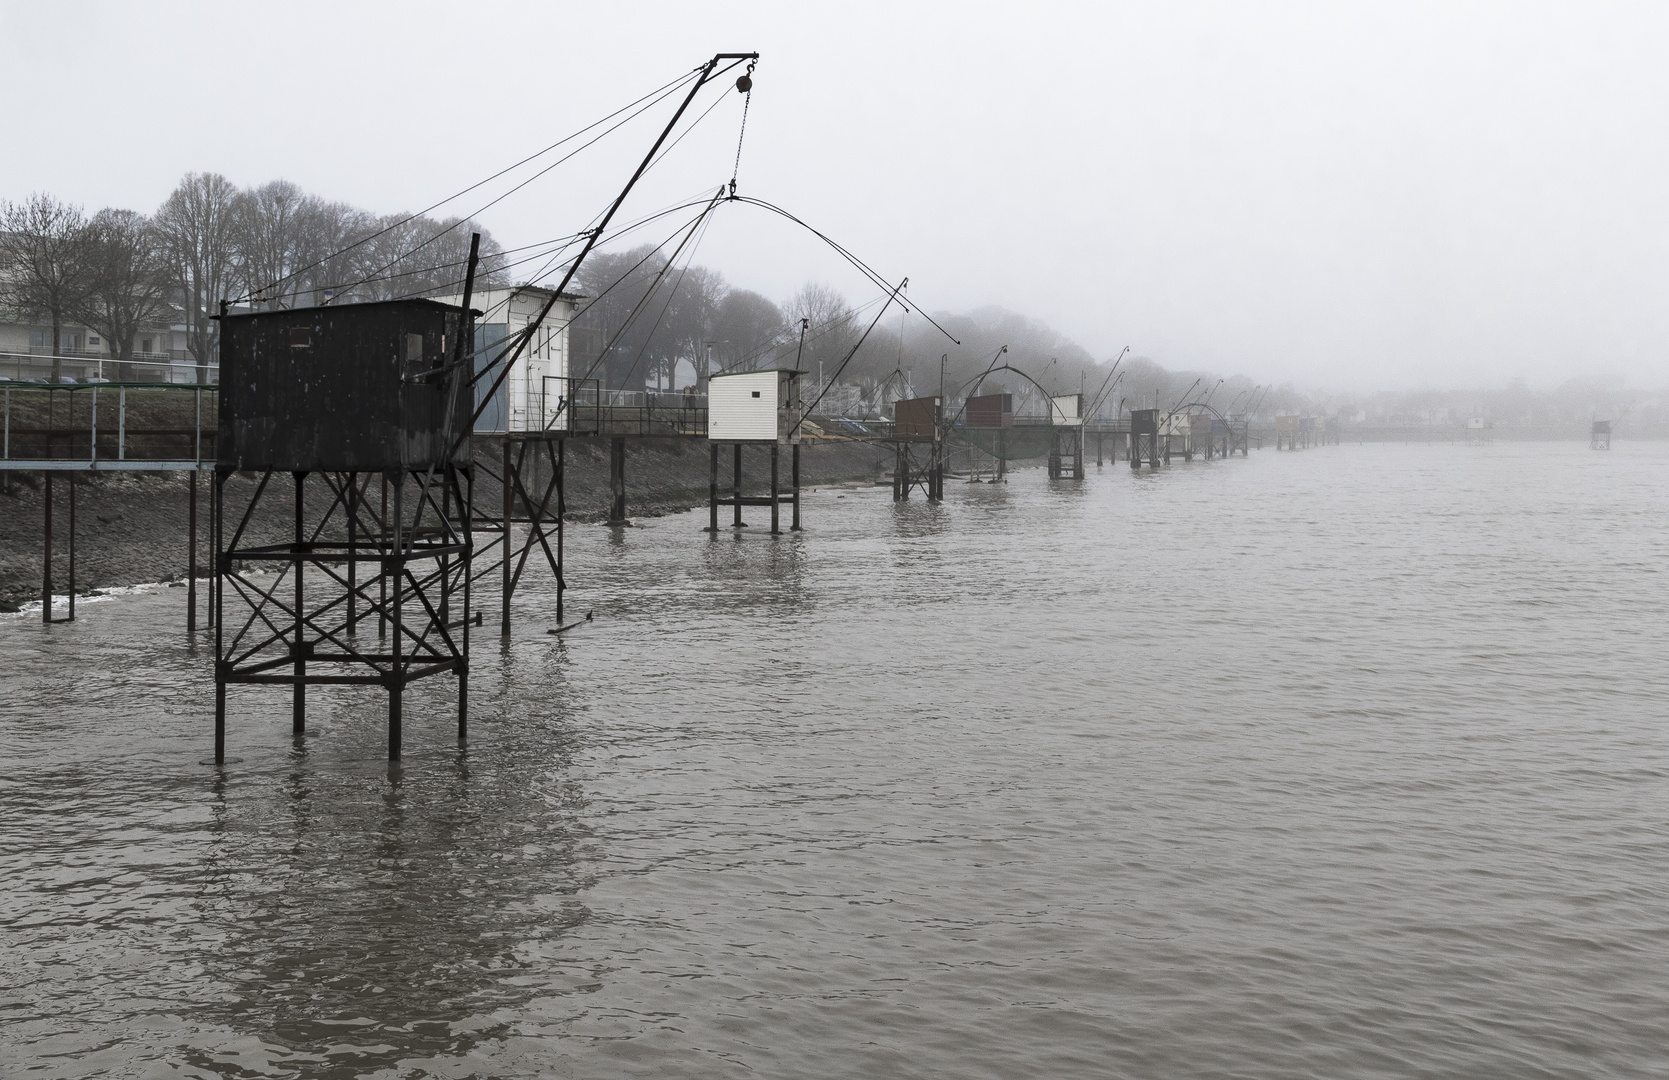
[961, 392, 1012, 481]
[212, 297, 477, 763]
[888, 395, 944, 499]
[1129, 408, 1162, 469]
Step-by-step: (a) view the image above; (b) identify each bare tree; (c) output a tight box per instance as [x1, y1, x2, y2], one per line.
[233, 179, 319, 309]
[350, 213, 507, 302]
[155, 173, 238, 382]
[76, 209, 174, 380]
[299, 199, 375, 305]
[0, 193, 95, 382]
[572, 245, 671, 391]
[710, 288, 783, 374]
[785, 281, 859, 380]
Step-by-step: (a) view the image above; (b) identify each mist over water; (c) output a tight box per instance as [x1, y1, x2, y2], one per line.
[4, 442, 1668, 1078]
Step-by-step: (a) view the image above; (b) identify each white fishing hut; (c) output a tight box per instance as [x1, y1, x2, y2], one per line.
[1050, 394, 1084, 427]
[705, 368, 805, 534]
[431, 285, 577, 433]
[707, 368, 804, 444]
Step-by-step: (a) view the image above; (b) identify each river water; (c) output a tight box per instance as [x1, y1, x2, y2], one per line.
[3, 441, 1667, 1079]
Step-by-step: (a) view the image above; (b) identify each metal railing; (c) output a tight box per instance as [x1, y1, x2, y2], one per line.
[0, 381, 217, 469]
[557, 379, 708, 437]
[1, 351, 218, 386]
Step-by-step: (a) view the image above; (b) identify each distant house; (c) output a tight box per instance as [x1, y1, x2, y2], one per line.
[0, 309, 193, 382]
[812, 381, 864, 417]
[429, 285, 578, 433]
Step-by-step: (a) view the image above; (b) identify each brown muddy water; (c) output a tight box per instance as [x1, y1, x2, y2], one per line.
[3, 442, 1668, 1078]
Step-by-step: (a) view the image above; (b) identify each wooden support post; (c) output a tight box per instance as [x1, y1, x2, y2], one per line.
[346, 471, 357, 633]
[188, 471, 198, 631]
[210, 469, 219, 629]
[438, 476, 450, 629]
[63, 477, 75, 621]
[609, 436, 627, 524]
[292, 471, 305, 737]
[791, 443, 802, 530]
[458, 462, 470, 743]
[379, 472, 388, 639]
[390, 477, 403, 761]
[41, 472, 51, 624]
[501, 440, 512, 637]
[708, 441, 719, 532]
[555, 439, 566, 623]
[770, 443, 780, 535]
[213, 469, 225, 762]
[732, 444, 744, 527]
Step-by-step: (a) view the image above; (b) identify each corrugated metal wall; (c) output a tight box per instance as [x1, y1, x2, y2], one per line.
[893, 396, 941, 438]
[966, 393, 1013, 428]
[708, 371, 780, 441]
[1050, 394, 1083, 426]
[218, 299, 470, 472]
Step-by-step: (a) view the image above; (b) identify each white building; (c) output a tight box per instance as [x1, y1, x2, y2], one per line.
[708, 369, 803, 443]
[430, 285, 577, 432]
[0, 311, 192, 382]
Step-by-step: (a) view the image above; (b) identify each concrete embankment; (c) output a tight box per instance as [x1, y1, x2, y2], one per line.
[0, 438, 890, 611]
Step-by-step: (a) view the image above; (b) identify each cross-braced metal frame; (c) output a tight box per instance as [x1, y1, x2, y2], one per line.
[471, 435, 567, 633]
[887, 438, 943, 500]
[213, 463, 473, 763]
[1130, 430, 1166, 469]
[1046, 427, 1085, 480]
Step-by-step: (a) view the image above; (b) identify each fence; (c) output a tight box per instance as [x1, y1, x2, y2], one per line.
[0, 382, 217, 468]
[2, 351, 218, 386]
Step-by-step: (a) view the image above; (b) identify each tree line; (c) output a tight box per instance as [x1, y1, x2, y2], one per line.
[3, 173, 1167, 412]
[0, 175, 505, 381]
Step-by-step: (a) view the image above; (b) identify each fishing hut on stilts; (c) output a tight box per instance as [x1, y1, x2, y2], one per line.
[430, 284, 585, 636]
[886, 394, 945, 499]
[1129, 408, 1163, 469]
[960, 392, 1012, 482]
[212, 296, 478, 763]
[706, 368, 803, 533]
[1046, 393, 1086, 479]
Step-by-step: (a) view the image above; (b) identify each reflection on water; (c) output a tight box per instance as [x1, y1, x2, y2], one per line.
[4, 442, 1669, 1078]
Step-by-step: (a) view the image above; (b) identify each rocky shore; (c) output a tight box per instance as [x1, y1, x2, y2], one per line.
[0, 437, 890, 611]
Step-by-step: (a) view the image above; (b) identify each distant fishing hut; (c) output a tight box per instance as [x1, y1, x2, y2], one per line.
[962, 392, 1013, 481]
[1047, 393, 1085, 479]
[1129, 408, 1162, 468]
[706, 368, 803, 533]
[1275, 415, 1301, 450]
[888, 395, 944, 499]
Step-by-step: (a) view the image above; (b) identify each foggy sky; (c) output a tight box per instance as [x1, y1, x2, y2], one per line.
[3, 0, 1664, 392]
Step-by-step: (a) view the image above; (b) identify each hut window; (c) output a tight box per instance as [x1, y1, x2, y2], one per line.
[751, 390, 761, 398]
[404, 333, 429, 382]
[289, 327, 311, 349]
